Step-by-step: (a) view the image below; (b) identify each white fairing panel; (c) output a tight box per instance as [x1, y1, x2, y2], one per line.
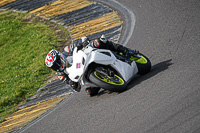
[67, 48, 87, 82]
[90, 50, 115, 65]
[112, 60, 138, 82]
[85, 49, 138, 82]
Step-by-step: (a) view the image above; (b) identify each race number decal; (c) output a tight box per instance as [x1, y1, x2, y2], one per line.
[77, 63, 81, 69]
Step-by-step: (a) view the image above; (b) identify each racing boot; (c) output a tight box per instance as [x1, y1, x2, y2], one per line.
[125, 49, 140, 60]
[85, 87, 101, 96]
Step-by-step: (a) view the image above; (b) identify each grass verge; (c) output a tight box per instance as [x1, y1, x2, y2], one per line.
[0, 10, 71, 122]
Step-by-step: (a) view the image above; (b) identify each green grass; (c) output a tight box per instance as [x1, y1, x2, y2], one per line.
[0, 10, 70, 121]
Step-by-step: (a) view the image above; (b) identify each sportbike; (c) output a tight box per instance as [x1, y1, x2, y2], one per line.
[66, 45, 151, 96]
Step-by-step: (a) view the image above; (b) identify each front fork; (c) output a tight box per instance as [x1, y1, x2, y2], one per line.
[95, 67, 121, 83]
[95, 67, 114, 77]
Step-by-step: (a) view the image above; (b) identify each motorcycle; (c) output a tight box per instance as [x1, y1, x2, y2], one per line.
[65, 44, 151, 96]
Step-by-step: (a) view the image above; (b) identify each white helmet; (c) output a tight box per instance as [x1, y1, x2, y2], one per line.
[100, 34, 107, 43]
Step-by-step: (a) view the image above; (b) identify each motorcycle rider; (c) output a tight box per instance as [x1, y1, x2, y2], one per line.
[45, 35, 138, 93]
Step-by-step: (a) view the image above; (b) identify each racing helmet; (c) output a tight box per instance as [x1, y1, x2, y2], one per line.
[100, 34, 107, 43]
[45, 49, 66, 71]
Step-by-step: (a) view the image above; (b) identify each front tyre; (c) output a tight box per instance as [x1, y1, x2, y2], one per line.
[89, 70, 127, 92]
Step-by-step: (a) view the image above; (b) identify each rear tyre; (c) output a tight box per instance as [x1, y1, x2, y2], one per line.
[135, 54, 151, 75]
[89, 69, 127, 92]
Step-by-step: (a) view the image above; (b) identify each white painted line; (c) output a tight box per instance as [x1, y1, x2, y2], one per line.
[94, 0, 136, 46]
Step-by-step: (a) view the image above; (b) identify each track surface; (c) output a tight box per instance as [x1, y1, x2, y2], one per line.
[22, 0, 200, 133]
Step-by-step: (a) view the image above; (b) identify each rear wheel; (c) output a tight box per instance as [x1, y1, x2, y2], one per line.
[88, 68, 127, 92]
[134, 54, 151, 75]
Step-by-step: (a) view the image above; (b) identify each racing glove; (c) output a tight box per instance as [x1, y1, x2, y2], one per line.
[74, 39, 89, 51]
[58, 72, 81, 92]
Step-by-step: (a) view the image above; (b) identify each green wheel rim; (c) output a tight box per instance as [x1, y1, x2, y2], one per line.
[130, 55, 148, 64]
[94, 71, 124, 85]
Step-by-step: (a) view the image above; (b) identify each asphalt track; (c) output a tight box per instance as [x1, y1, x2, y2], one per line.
[21, 0, 200, 133]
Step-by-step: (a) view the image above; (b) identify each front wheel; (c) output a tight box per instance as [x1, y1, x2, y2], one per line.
[88, 69, 127, 92]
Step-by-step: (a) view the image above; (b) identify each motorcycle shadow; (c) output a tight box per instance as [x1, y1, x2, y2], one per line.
[126, 59, 173, 91]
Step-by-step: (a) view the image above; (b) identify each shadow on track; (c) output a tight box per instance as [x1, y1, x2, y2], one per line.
[127, 59, 173, 90]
